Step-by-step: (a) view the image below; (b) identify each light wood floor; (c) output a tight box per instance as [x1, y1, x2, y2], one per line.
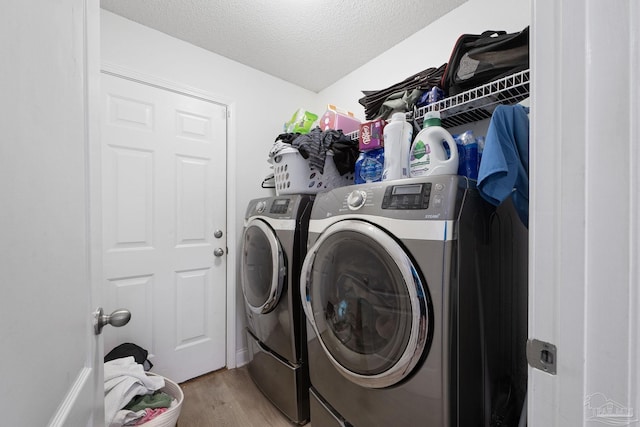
[178, 365, 311, 427]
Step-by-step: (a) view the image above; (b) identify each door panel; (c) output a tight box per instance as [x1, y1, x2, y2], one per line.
[176, 156, 208, 244]
[107, 146, 154, 249]
[101, 73, 227, 382]
[107, 275, 155, 353]
[176, 268, 210, 348]
[1, 1, 102, 425]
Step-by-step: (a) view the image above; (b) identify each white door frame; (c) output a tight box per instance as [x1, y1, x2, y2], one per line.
[530, 0, 640, 424]
[100, 62, 239, 369]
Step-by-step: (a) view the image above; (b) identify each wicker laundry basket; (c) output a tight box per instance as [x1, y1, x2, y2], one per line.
[139, 373, 184, 427]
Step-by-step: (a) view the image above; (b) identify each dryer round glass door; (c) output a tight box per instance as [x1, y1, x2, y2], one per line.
[301, 220, 432, 389]
[241, 218, 285, 314]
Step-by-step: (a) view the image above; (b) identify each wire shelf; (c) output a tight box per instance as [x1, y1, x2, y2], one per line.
[347, 69, 530, 140]
[414, 69, 530, 128]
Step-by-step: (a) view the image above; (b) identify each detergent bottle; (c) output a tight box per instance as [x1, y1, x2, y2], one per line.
[382, 112, 413, 181]
[409, 111, 458, 177]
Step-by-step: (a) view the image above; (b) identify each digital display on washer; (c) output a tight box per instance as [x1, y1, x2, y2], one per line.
[270, 198, 290, 213]
[382, 183, 431, 209]
[392, 184, 423, 195]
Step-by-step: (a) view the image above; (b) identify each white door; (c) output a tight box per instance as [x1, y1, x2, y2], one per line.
[0, 0, 103, 425]
[531, 0, 640, 425]
[101, 72, 228, 383]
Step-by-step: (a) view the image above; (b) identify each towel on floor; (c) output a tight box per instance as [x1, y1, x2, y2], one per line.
[104, 356, 165, 427]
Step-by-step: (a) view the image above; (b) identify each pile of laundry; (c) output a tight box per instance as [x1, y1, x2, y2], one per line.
[105, 356, 177, 427]
[269, 127, 359, 175]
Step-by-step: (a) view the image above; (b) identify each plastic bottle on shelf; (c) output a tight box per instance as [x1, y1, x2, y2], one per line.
[354, 148, 384, 184]
[382, 112, 413, 181]
[409, 111, 458, 177]
[457, 130, 479, 180]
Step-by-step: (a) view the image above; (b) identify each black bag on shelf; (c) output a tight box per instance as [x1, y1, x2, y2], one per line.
[358, 64, 446, 120]
[441, 26, 529, 96]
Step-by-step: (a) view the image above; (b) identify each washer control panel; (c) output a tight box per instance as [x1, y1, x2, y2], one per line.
[269, 198, 290, 214]
[312, 176, 463, 221]
[382, 182, 432, 210]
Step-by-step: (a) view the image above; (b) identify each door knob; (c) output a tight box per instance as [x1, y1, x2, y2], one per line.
[213, 248, 225, 257]
[214, 230, 223, 238]
[94, 307, 131, 335]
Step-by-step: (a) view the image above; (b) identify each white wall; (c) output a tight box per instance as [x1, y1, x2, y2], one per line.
[101, 10, 317, 364]
[316, 0, 531, 119]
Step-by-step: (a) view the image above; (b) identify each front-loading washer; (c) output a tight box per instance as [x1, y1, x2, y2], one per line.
[241, 195, 313, 425]
[300, 175, 527, 426]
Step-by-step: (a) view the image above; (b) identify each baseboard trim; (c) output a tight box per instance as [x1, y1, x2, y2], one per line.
[236, 347, 249, 367]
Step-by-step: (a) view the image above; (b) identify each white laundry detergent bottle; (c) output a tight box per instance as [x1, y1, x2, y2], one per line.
[409, 111, 458, 177]
[382, 112, 413, 181]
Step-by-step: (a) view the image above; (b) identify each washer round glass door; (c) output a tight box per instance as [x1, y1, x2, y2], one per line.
[301, 220, 431, 389]
[241, 218, 285, 314]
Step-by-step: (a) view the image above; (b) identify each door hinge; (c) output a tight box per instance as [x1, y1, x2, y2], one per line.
[226, 109, 231, 119]
[527, 339, 557, 375]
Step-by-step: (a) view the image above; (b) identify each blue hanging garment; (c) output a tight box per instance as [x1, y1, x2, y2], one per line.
[477, 104, 530, 227]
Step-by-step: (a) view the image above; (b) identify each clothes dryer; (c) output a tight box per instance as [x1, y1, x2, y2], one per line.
[300, 176, 527, 426]
[241, 195, 313, 424]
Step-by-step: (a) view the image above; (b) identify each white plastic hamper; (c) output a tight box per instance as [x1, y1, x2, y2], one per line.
[271, 147, 354, 195]
[140, 373, 184, 427]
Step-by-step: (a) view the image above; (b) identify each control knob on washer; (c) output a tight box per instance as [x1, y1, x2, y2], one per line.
[256, 201, 266, 213]
[347, 190, 367, 210]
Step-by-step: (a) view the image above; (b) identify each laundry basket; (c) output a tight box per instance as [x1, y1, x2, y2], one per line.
[271, 147, 354, 195]
[139, 373, 184, 427]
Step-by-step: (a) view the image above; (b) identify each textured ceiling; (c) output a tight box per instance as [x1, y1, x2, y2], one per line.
[100, 0, 467, 92]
